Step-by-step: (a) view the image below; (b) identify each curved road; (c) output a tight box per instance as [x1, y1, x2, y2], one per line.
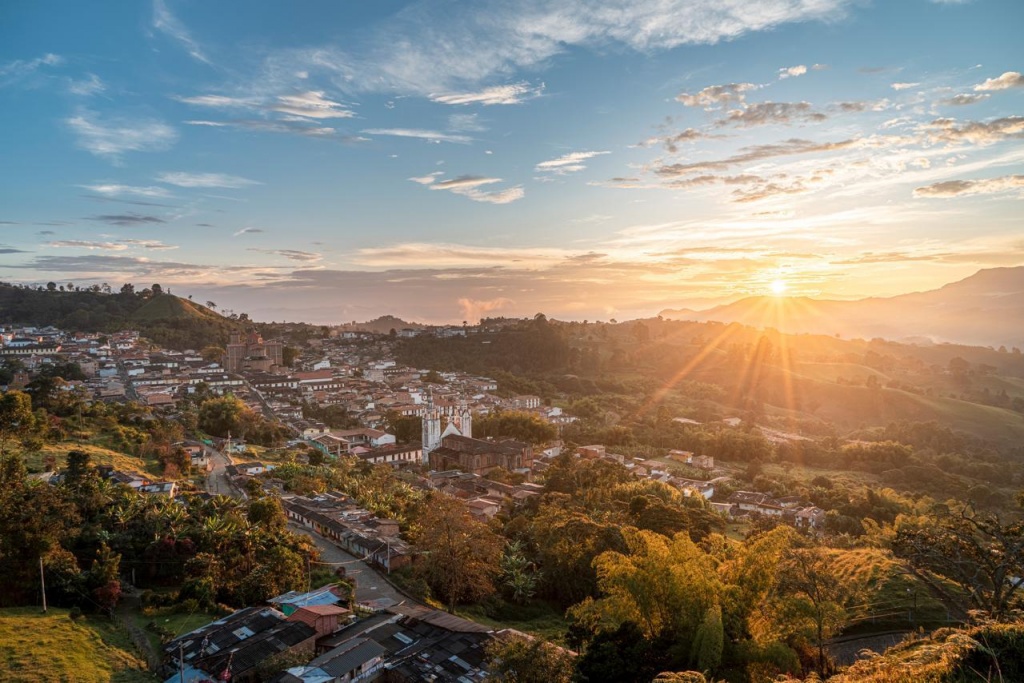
[287, 522, 409, 607]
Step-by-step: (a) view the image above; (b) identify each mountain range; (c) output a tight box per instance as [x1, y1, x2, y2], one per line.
[660, 266, 1024, 349]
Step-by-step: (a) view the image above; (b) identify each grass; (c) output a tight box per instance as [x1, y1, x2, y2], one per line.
[0, 607, 155, 683]
[829, 548, 953, 628]
[457, 599, 570, 643]
[18, 441, 152, 476]
[825, 622, 1024, 683]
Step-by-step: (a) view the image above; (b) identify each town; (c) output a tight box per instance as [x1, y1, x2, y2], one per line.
[1, 318, 844, 682]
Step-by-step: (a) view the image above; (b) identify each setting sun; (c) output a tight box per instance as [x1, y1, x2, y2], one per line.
[771, 279, 788, 296]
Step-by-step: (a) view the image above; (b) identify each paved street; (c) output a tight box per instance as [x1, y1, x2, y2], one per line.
[203, 445, 244, 498]
[288, 523, 411, 607]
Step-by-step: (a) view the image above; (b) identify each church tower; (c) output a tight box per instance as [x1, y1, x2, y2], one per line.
[421, 392, 442, 462]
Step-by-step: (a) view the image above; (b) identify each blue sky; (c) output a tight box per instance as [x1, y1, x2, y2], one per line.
[1, 0, 1022, 324]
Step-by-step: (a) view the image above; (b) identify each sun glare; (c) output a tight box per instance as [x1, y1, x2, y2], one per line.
[771, 279, 787, 296]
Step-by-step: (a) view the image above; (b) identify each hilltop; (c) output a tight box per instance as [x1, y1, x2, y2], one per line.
[0, 283, 239, 350]
[661, 267, 1024, 349]
[340, 315, 427, 334]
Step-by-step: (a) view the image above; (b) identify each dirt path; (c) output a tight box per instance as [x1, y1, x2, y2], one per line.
[113, 590, 161, 670]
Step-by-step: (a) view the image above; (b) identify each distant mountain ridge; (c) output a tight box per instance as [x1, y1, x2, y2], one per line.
[660, 266, 1024, 348]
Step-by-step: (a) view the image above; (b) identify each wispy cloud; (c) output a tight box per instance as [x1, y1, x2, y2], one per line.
[913, 174, 1024, 198]
[430, 82, 544, 106]
[178, 91, 355, 119]
[448, 113, 487, 133]
[717, 101, 827, 127]
[156, 172, 260, 188]
[66, 109, 177, 162]
[152, 0, 210, 64]
[357, 242, 570, 267]
[974, 71, 1024, 91]
[938, 93, 990, 106]
[253, 1, 850, 100]
[269, 91, 355, 119]
[653, 137, 863, 176]
[68, 73, 105, 96]
[778, 64, 808, 79]
[362, 128, 472, 144]
[86, 213, 167, 226]
[233, 227, 264, 236]
[409, 174, 524, 204]
[248, 248, 322, 262]
[79, 184, 173, 199]
[0, 53, 62, 87]
[637, 128, 718, 153]
[677, 82, 757, 108]
[925, 116, 1024, 145]
[891, 82, 920, 90]
[535, 150, 610, 174]
[48, 240, 127, 251]
[117, 239, 178, 250]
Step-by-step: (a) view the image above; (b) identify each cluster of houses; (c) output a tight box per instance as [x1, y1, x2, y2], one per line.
[162, 585, 535, 683]
[725, 490, 827, 529]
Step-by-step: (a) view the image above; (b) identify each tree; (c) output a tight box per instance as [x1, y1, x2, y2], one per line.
[775, 547, 850, 677]
[893, 503, 1024, 620]
[0, 390, 34, 455]
[500, 540, 539, 604]
[151, 283, 163, 296]
[414, 494, 502, 613]
[200, 346, 226, 363]
[689, 603, 723, 673]
[198, 394, 247, 437]
[485, 634, 574, 683]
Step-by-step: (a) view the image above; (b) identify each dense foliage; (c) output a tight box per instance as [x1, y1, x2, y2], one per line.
[0, 283, 239, 350]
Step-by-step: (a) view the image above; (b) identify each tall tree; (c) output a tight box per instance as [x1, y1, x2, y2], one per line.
[414, 494, 502, 613]
[0, 390, 34, 455]
[775, 547, 851, 677]
[893, 502, 1024, 620]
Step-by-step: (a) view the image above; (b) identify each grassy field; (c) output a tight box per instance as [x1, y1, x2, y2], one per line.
[830, 548, 956, 628]
[126, 605, 223, 655]
[458, 599, 569, 642]
[0, 607, 155, 683]
[18, 441, 153, 476]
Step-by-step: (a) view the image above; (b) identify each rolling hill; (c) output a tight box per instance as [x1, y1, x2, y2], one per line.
[660, 267, 1024, 349]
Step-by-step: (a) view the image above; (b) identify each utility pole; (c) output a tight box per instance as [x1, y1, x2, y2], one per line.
[179, 641, 185, 683]
[39, 557, 47, 613]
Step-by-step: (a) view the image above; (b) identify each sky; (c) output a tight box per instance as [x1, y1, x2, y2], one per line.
[1, 0, 1022, 325]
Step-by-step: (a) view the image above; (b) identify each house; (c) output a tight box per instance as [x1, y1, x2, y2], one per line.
[792, 506, 827, 529]
[355, 443, 422, 468]
[279, 604, 499, 683]
[269, 585, 349, 617]
[287, 604, 354, 638]
[465, 497, 501, 521]
[726, 491, 784, 516]
[673, 477, 715, 500]
[278, 637, 387, 682]
[161, 607, 317, 683]
[283, 496, 412, 573]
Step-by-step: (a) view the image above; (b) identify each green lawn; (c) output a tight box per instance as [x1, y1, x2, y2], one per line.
[0, 607, 155, 683]
[457, 599, 569, 643]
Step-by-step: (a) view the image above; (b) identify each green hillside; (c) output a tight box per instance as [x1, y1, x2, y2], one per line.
[130, 295, 224, 323]
[0, 284, 239, 350]
[0, 608, 153, 683]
